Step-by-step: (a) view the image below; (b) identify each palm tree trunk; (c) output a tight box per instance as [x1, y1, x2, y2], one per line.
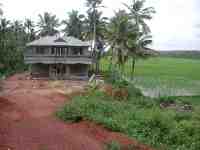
[131, 57, 136, 80]
[109, 44, 114, 72]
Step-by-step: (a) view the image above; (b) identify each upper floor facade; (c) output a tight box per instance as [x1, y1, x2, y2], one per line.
[24, 35, 93, 65]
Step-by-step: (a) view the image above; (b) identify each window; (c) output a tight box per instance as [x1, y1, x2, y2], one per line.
[51, 47, 55, 55]
[80, 48, 83, 55]
[51, 47, 69, 56]
[36, 47, 45, 54]
[65, 48, 69, 55]
[61, 48, 65, 56]
[72, 48, 83, 55]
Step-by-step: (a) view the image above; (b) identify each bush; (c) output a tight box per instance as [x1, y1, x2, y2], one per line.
[57, 88, 200, 150]
[105, 141, 121, 150]
[56, 104, 82, 123]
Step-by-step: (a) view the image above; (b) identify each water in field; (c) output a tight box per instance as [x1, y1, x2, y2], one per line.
[101, 57, 200, 97]
[132, 76, 200, 98]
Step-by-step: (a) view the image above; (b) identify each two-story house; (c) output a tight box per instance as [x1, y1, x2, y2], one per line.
[24, 35, 93, 80]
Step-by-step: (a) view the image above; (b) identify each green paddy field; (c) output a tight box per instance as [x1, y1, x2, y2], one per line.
[101, 57, 200, 97]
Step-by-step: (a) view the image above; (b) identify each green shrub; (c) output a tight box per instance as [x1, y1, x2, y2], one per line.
[56, 104, 82, 123]
[105, 141, 121, 150]
[126, 84, 143, 97]
[157, 96, 176, 104]
[57, 88, 200, 150]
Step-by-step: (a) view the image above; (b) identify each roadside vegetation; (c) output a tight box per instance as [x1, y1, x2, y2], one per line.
[57, 74, 200, 150]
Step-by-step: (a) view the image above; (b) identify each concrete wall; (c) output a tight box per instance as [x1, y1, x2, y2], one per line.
[69, 64, 89, 76]
[31, 63, 89, 79]
[31, 64, 49, 78]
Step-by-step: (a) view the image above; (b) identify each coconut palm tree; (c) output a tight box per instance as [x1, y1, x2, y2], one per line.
[84, 11, 107, 41]
[106, 10, 135, 73]
[86, 0, 106, 73]
[0, 18, 10, 39]
[86, 0, 104, 45]
[123, 0, 155, 79]
[123, 0, 155, 34]
[126, 33, 153, 78]
[62, 10, 85, 39]
[24, 19, 35, 41]
[37, 12, 60, 37]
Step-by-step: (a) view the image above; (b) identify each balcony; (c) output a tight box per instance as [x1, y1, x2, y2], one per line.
[24, 54, 93, 65]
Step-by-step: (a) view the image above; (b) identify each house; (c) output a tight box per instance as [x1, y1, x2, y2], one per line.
[24, 35, 93, 80]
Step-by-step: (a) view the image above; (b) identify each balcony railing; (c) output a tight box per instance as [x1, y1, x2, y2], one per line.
[24, 54, 93, 64]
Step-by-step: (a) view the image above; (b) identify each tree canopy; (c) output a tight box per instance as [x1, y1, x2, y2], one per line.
[37, 12, 60, 37]
[62, 10, 84, 39]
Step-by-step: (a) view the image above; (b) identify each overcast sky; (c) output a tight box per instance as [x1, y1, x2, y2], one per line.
[0, 0, 200, 50]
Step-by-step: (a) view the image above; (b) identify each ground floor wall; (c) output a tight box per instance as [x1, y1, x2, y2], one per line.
[31, 64, 49, 78]
[31, 63, 89, 80]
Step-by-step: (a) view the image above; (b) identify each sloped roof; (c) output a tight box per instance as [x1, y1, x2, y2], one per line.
[27, 35, 90, 47]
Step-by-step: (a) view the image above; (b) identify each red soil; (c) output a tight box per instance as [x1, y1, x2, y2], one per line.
[0, 73, 153, 150]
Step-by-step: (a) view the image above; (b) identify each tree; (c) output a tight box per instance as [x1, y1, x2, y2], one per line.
[37, 12, 60, 37]
[86, 0, 104, 46]
[124, 0, 155, 34]
[84, 11, 107, 41]
[0, 18, 27, 73]
[86, 0, 107, 73]
[126, 33, 153, 78]
[106, 10, 136, 76]
[62, 10, 85, 39]
[0, 18, 10, 38]
[124, 0, 155, 79]
[24, 19, 35, 41]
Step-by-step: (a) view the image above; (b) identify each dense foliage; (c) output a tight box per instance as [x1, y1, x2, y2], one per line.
[106, 0, 155, 79]
[38, 12, 60, 37]
[0, 18, 33, 77]
[57, 78, 200, 150]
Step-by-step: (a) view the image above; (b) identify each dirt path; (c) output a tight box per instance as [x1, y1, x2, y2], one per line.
[0, 73, 153, 150]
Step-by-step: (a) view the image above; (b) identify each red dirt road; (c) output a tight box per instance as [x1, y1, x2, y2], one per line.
[0, 73, 153, 150]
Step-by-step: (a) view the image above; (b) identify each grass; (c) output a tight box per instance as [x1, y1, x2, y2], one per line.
[57, 81, 200, 150]
[101, 57, 200, 97]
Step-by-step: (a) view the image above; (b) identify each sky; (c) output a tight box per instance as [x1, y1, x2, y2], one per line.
[0, 0, 200, 50]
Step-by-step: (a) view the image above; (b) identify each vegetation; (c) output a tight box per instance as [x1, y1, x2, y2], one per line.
[62, 10, 85, 39]
[106, 0, 155, 79]
[1, 0, 200, 150]
[101, 57, 200, 97]
[105, 141, 121, 150]
[57, 76, 200, 150]
[0, 18, 30, 77]
[160, 51, 200, 59]
[37, 12, 60, 37]
[0, 0, 155, 77]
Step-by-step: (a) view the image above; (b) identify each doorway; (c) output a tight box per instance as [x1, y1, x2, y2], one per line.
[50, 64, 66, 79]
